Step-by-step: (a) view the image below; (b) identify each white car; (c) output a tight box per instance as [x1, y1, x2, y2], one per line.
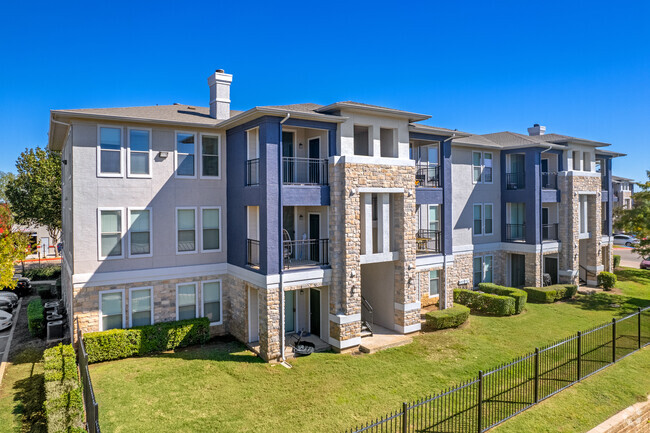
[613, 234, 640, 247]
[0, 309, 12, 331]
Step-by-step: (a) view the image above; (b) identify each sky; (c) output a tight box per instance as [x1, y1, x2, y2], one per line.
[0, 0, 649, 182]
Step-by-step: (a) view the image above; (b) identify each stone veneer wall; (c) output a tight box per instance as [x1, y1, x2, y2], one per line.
[445, 253, 474, 293]
[602, 243, 613, 273]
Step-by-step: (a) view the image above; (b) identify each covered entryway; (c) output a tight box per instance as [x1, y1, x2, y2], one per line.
[360, 263, 395, 333]
[509, 254, 525, 288]
[544, 256, 558, 285]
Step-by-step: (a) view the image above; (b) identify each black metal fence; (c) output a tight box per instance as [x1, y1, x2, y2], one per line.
[282, 238, 329, 268]
[542, 223, 558, 241]
[415, 164, 441, 188]
[346, 306, 650, 433]
[541, 172, 557, 189]
[505, 224, 525, 242]
[416, 229, 442, 254]
[247, 239, 260, 267]
[246, 158, 260, 186]
[282, 157, 328, 185]
[76, 323, 100, 433]
[505, 172, 525, 190]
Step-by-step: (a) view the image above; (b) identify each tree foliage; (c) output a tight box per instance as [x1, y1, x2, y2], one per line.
[5, 147, 62, 247]
[614, 170, 650, 258]
[0, 171, 15, 203]
[0, 204, 29, 289]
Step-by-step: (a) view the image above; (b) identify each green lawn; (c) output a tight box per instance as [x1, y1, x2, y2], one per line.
[87, 269, 650, 433]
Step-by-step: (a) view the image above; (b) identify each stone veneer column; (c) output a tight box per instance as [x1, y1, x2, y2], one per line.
[393, 186, 419, 333]
[524, 252, 542, 287]
[258, 285, 281, 361]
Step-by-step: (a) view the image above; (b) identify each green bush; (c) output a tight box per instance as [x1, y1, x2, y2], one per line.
[33, 282, 55, 299]
[27, 298, 44, 337]
[425, 305, 470, 330]
[523, 287, 557, 303]
[598, 271, 617, 290]
[24, 265, 61, 281]
[84, 317, 210, 363]
[563, 284, 578, 299]
[453, 289, 515, 316]
[43, 344, 85, 433]
[478, 283, 527, 314]
[613, 255, 621, 269]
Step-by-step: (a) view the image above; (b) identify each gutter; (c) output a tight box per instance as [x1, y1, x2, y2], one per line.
[441, 134, 456, 309]
[539, 146, 554, 285]
[278, 114, 289, 365]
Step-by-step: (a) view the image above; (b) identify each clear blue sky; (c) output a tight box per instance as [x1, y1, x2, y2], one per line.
[1, 0, 649, 181]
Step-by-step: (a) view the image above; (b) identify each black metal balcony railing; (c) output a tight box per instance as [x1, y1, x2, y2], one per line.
[601, 176, 608, 190]
[416, 229, 442, 254]
[506, 224, 525, 241]
[283, 238, 329, 268]
[602, 220, 609, 236]
[541, 172, 557, 189]
[506, 172, 525, 190]
[282, 157, 328, 185]
[415, 163, 441, 188]
[542, 223, 558, 241]
[247, 239, 260, 267]
[246, 159, 260, 186]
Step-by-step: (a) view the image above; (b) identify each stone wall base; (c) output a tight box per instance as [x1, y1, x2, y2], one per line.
[587, 395, 650, 433]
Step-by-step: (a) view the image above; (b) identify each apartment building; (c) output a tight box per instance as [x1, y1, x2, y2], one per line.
[48, 70, 624, 361]
[612, 175, 634, 212]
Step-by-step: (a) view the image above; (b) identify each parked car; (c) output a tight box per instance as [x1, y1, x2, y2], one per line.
[0, 291, 18, 303]
[0, 296, 16, 313]
[641, 257, 650, 270]
[613, 234, 640, 246]
[0, 309, 12, 331]
[1, 275, 32, 297]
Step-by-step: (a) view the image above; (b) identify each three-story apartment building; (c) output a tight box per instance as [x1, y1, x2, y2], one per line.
[48, 70, 624, 361]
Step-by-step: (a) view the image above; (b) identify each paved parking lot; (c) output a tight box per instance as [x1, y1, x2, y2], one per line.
[0, 300, 20, 387]
[614, 246, 644, 268]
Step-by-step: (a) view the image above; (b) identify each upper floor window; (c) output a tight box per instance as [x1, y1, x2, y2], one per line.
[201, 135, 220, 178]
[473, 204, 482, 236]
[176, 132, 196, 177]
[128, 128, 151, 177]
[483, 153, 493, 183]
[177, 208, 197, 253]
[472, 152, 482, 183]
[98, 126, 122, 176]
[246, 128, 259, 186]
[129, 209, 151, 257]
[99, 209, 123, 259]
[201, 207, 221, 252]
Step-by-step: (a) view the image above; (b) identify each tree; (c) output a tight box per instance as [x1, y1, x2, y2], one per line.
[614, 170, 650, 258]
[0, 171, 15, 203]
[5, 148, 62, 254]
[0, 204, 29, 289]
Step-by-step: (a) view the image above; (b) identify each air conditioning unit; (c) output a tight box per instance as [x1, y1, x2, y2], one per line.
[47, 320, 64, 340]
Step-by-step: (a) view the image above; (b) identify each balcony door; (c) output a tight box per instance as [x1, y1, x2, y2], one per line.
[510, 254, 525, 288]
[282, 131, 295, 183]
[308, 214, 320, 262]
[508, 203, 525, 240]
[308, 137, 320, 184]
[542, 207, 549, 239]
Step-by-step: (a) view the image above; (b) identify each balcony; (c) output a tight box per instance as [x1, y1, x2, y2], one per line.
[283, 238, 329, 269]
[506, 172, 525, 190]
[246, 159, 259, 186]
[283, 157, 328, 185]
[505, 224, 525, 241]
[602, 220, 609, 236]
[415, 163, 440, 188]
[416, 229, 441, 254]
[542, 223, 559, 241]
[542, 172, 557, 189]
[247, 239, 260, 268]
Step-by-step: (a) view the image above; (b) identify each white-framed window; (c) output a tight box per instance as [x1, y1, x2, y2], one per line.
[246, 128, 260, 185]
[428, 205, 440, 232]
[484, 255, 493, 283]
[177, 207, 197, 253]
[484, 204, 493, 235]
[176, 283, 198, 320]
[129, 287, 153, 327]
[99, 289, 125, 331]
[473, 203, 493, 236]
[472, 151, 482, 183]
[473, 257, 483, 287]
[429, 270, 440, 297]
[97, 126, 123, 177]
[200, 134, 220, 178]
[201, 280, 222, 325]
[127, 128, 151, 177]
[483, 153, 493, 183]
[128, 208, 152, 257]
[473, 204, 483, 236]
[98, 208, 124, 259]
[175, 132, 196, 178]
[200, 207, 221, 252]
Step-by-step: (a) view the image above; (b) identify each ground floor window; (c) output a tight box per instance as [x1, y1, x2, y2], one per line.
[177, 283, 197, 320]
[130, 287, 153, 327]
[100, 289, 124, 331]
[473, 255, 493, 287]
[473, 257, 482, 287]
[201, 280, 222, 324]
[429, 270, 440, 296]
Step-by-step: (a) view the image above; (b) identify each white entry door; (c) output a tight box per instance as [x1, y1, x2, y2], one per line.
[41, 237, 49, 257]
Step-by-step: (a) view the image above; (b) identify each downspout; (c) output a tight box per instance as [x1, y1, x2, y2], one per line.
[539, 146, 553, 285]
[278, 113, 290, 364]
[441, 134, 456, 309]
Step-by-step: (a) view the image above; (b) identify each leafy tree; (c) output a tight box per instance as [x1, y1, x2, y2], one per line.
[5, 148, 61, 253]
[0, 171, 15, 203]
[614, 170, 650, 258]
[0, 204, 29, 289]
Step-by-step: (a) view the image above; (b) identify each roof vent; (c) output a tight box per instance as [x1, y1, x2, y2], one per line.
[527, 124, 546, 136]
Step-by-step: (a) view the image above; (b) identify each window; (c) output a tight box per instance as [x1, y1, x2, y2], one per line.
[128, 128, 150, 176]
[176, 283, 197, 320]
[100, 290, 124, 331]
[129, 209, 151, 256]
[177, 208, 197, 253]
[354, 125, 370, 156]
[473, 256, 492, 287]
[129, 287, 152, 327]
[484, 256, 493, 283]
[473, 204, 482, 235]
[473, 257, 483, 288]
[428, 205, 440, 231]
[98, 127, 122, 176]
[472, 152, 482, 183]
[579, 195, 588, 234]
[429, 270, 439, 297]
[246, 128, 259, 186]
[201, 207, 220, 252]
[484, 204, 493, 235]
[483, 153, 493, 183]
[176, 132, 196, 177]
[201, 135, 219, 177]
[201, 280, 222, 324]
[99, 209, 123, 258]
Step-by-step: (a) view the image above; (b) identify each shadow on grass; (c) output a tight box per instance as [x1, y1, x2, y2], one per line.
[568, 293, 650, 316]
[615, 268, 650, 286]
[11, 349, 47, 433]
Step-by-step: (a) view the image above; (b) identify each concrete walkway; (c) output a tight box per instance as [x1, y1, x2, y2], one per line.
[0, 299, 22, 388]
[359, 324, 413, 354]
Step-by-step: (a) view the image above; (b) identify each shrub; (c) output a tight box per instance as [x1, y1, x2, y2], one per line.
[613, 255, 621, 269]
[24, 265, 61, 281]
[598, 271, 617, 290]
[84, 317, 210, 363]
[27, 297, 44, 337]
[43, 344, 85, 433]
[478, 283, 527, 314]
[563, 284, 578, 299]
[425, 305, 470, 330]
[523, 287, 557, 303]
[453, 289, 515, 316]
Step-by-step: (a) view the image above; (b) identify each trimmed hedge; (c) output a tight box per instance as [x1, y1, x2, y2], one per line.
[24, 265, 61, 281]
[478, 283, 527, 314]
[425, 305, 470, 330]
[453, 289, 515, 316]
[613, 255, 621, 269]
[43, 344, 85, 433]
[84, 317, 210, 363]
[523, 284, 578, 303]
[27, 297, 44, 337]
[598, 271, 617, 290]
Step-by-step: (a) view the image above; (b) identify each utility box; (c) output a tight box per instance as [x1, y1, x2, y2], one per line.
[47, 320, 63, 340]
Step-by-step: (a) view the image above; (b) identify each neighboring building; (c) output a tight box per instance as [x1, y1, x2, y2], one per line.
[48, 71, 625, 361]
[15, 223, 59, 258]
[612, 175, 634, 212]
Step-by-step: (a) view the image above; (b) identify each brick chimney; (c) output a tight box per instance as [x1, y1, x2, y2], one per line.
[527, 124, 546, 136]
[207, 69, 233, 120]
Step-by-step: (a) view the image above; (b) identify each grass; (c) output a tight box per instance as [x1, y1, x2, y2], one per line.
[88, 268, 650, 433]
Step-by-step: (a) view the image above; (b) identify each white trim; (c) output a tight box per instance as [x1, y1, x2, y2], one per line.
[96, 125, 124, 178]
[394, 302, 421, 312]
[328, 336, 361, 349]
[72, 262, 227, 287]
[328, 313, 361, 325]
[307, 136, 322, 159]
[415, 254, 454, 269]
[199, 133, 222, 179]
[199, 206, 222, 253]
[394, 323, 421, 334]
[98, 288, 125, 331]
[176, 206, 198, 255]
[307, 211, 320, 240]
[128, 286, 153, 328]
[484, 203, 494, 235]
[472, 151, 483, 184]
[473, 203, 483, 236]
[175, 282, 199, 321]
[246, 127, 259, 160]
[330, 155, 415, 167]
[201, 279, 223, 326]
[174, 131, 197, 179]
[585, 265, 604, 273]
[97, 207, 125, 260]
[360, 251, 399, 264]
[357, 187, 405, 193]
[126, 127, 152, 178]
[483, 152, 494, 184]
[127, 207, 153, 258]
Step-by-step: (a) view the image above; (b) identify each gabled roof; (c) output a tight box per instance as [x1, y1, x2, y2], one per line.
[612, 175, 635, 183]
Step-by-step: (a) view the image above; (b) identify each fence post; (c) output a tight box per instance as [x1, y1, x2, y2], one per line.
[534, 348, 539, 403]
[402, 402, 408, 433]
[577, 331, 582, 381]
[612, 318, 617, 364]
[638, 307, 642, 349]
[478, 370, 483, 433]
